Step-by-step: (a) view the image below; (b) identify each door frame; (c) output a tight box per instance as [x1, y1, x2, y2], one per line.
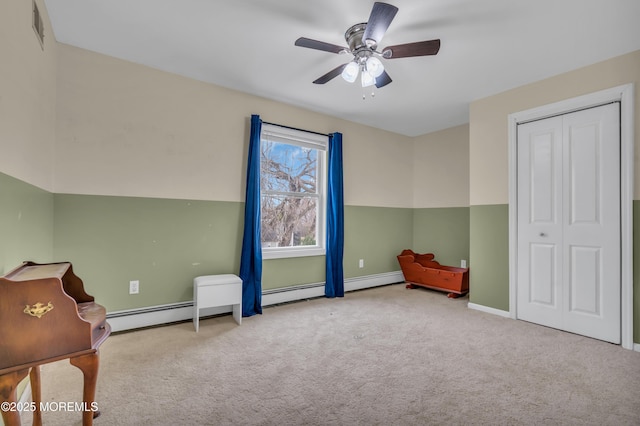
[507, 84, 634, 350]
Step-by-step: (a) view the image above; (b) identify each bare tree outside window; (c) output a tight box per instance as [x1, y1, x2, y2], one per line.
[261, 140, 320, 248]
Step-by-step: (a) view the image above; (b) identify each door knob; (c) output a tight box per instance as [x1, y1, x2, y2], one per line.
[540, 232, 547, 237]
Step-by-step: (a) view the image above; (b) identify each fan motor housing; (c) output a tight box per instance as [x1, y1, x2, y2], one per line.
[345, 23, 369, 51]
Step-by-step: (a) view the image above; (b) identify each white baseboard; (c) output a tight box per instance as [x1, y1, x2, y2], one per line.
[107, 271, 404, 332]
[635, 343, 640, 353]
[467, 302, 511, 318]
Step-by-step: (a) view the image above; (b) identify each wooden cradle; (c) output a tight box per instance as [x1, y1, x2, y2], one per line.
[397, 249, 469, 298]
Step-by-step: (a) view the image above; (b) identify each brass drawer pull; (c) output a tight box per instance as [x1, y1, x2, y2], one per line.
[24, 302, 54, 318]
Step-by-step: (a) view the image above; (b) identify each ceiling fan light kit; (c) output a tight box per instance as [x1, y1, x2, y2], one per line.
[361, 68, 376, 87]
[295, 2, 441, 92]
[341, 61, 359, 83]
[366, 57, 385, 78]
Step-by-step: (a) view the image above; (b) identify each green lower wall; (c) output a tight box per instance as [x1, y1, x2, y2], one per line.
[263, 206, 470, 291]
[344, 206, 414, 277]
[53, 194, 244, 311]
[0, 172, 54, 274]
[469, 205, 510, 310]
[413, 207, 470, 267]
[52, 195, 417, 309]
[470, 202, 640, 344]
[263, 206, 415, 290]
[262, 256, 325, 290]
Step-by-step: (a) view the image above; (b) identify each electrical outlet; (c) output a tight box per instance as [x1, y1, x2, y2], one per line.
[129, 280, 139, 294]
[461, 260, 467, 268]
[359, 259, 364, 268]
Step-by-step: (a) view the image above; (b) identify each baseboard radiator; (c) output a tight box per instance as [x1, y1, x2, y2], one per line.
[106, 271, 404, 332]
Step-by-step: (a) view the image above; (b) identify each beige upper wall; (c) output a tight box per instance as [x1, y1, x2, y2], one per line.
[0, 0, 57, 191]
[54, 43, 415, 208]
[470, 49, 640, 205]
[2, 0, 462, 209]
[412, 124, 469, 208]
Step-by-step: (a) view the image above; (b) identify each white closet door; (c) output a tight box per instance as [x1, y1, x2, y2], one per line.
[517, 103, 620, 343]
[517, 116, 564, 330]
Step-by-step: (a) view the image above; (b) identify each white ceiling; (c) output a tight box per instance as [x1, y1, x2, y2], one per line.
[43, 0, 640, 137]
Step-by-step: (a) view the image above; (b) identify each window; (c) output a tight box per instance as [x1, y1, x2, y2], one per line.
[260, 123, 327, 259]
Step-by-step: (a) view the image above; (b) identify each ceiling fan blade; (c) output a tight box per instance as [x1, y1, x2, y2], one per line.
[295, 37, 347, 54]
[375, 70, 392, 88]
[313, 64, 348, 84]
[362, 2, 399, 46]
[382, 39, 441, 59]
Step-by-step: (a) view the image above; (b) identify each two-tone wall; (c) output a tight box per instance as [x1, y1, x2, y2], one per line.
[412, 125, 470, 267]
[469, 49, 640, 342]
[0, 0, 56, 272]
[2, 0, 432, 313]
[50, 43, 420, 310]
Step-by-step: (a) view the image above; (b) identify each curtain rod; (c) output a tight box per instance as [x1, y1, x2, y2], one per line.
[262, 120, 330, 137]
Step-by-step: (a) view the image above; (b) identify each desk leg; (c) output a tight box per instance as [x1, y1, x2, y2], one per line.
[0, 368, 30, 426]
[30, 366, 42, 426]
[70, 352, 100, 426]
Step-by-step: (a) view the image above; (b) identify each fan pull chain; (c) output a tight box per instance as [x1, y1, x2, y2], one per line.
[362, 89, 376, 100]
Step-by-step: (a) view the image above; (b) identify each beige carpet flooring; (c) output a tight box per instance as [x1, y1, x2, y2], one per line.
[19, 283, 640, 425]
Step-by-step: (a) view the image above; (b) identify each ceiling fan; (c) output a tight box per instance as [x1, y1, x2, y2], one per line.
[294, 2, 440, 89]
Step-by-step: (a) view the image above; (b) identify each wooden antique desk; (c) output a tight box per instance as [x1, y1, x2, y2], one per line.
[0, 261, 111, 426]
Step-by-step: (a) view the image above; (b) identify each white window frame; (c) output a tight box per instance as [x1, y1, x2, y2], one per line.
[260, 123, 327, 259]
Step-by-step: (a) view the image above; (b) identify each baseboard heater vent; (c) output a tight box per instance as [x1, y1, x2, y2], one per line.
[262, 282, 324, 295]
[107, 301, 193, 319]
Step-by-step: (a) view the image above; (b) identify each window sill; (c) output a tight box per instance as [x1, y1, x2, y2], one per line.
[262, 247, 326, 260]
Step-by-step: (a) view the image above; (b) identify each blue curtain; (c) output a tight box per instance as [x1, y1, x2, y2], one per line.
[325, 132, 344, 298]
[239, 114, 263, 316]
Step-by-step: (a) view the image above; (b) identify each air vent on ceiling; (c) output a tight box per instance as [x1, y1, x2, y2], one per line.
[32, 1, 44, 49]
